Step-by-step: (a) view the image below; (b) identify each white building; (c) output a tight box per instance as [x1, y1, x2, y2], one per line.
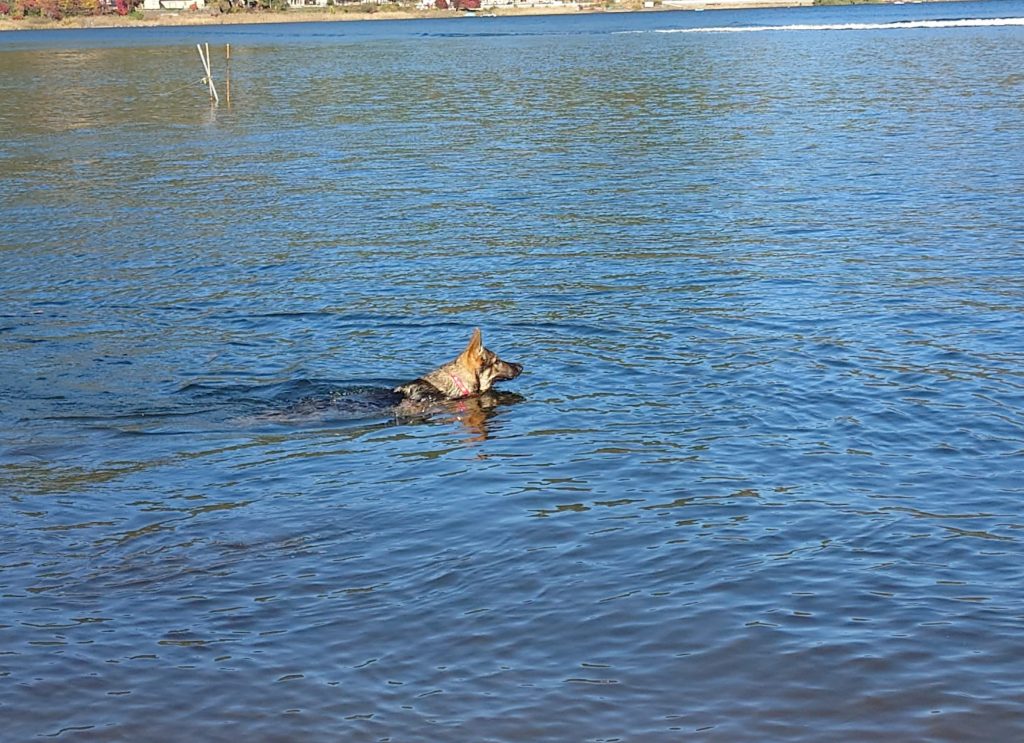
[142, 0, 206, 9]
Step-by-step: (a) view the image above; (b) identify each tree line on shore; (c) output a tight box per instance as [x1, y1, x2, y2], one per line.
[1, 0, 141, 19]
[0, 0, 420, 20]
[0, 0, 303, 21]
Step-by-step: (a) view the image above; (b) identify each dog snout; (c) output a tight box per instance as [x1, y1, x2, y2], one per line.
[505, 362, 523, 379]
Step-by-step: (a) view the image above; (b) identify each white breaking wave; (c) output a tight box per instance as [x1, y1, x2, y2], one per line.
[634, 17, 1024, 34]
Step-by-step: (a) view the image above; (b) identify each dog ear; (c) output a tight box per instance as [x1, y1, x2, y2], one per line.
[461, 328, 483, 359]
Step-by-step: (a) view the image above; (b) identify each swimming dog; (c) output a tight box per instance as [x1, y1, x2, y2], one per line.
[394, 328, 523, 402]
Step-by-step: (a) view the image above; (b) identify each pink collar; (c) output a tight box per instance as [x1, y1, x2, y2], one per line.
[446, 370, 472, 398]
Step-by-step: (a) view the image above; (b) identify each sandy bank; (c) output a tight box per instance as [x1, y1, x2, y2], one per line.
[1, 0, 830, 33]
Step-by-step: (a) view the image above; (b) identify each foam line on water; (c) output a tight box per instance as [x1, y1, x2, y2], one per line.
[627, 17, 1024, 34]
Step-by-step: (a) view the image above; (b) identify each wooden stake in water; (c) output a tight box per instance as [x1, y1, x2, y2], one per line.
[225, 45, 232, 107]
[196, 43, 219, 104]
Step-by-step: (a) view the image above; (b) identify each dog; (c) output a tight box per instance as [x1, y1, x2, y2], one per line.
[394, 328, 523, 402]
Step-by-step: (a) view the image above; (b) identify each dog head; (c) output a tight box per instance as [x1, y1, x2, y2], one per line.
[394, 328, 523, 401]
[456, 328, 523, 394]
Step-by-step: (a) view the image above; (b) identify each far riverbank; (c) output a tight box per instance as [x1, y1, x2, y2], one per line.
[0, 0, 948, 33]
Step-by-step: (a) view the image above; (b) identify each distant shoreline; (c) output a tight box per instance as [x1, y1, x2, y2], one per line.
[0, 0, 943, 33]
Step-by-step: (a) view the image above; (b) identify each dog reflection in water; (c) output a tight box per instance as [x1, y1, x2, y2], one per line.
[397, 389, 524, 441]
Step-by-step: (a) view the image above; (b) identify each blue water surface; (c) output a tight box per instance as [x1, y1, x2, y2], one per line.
[2, 2, 1024, 740]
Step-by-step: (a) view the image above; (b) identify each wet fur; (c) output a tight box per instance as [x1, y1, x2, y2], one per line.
[394, 328, 523, 402]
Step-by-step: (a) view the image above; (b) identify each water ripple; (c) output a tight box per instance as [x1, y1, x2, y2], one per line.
[4, 4, 1024, 741]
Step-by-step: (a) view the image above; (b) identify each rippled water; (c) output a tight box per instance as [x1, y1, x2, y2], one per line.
[3, 3, 1024, 739]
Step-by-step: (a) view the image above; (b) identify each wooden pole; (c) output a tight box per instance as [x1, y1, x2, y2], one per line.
[196, 43, 209, 97]
[225, 44, 232, 107]
[205, 43, 218, 103]
[196, 43, 219, 104]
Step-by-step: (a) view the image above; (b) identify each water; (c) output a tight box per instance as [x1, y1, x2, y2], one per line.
[2, 2, 1024, 739]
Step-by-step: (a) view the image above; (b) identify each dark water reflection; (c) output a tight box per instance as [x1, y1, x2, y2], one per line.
[3, 3, 1024, 740]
